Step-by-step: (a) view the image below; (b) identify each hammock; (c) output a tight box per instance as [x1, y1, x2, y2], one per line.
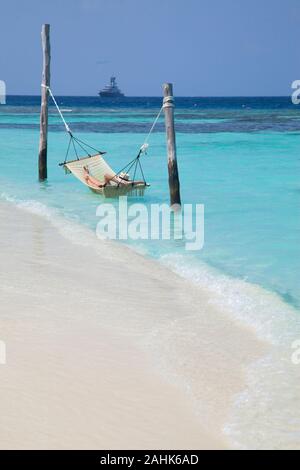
[45, 86, 162, 198]
[62, 154, 147, 197]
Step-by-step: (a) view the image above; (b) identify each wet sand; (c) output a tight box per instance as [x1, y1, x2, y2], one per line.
[0, 201, 267, 449]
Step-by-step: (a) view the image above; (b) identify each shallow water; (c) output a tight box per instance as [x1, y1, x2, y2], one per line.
[0, 95, 299, 449]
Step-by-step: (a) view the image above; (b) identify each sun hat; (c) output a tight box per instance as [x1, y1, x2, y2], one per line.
[119, 172, 130, 181]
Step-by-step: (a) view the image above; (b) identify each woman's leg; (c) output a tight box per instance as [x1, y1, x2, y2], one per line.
[86, 175, 104, 188]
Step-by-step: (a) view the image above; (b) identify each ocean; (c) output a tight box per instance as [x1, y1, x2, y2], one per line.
[0, 95, 299, 448]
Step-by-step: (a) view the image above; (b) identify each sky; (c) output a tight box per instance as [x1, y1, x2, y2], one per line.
[0, 0, 298, 96]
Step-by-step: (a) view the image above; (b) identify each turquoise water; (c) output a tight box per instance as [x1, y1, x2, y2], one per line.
[1, 97, 299, 310]
[1, 96, 300, 448]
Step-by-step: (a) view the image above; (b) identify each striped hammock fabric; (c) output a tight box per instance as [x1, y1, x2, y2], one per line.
[63, 154, 147, 197]
[64, 154, 116, 187]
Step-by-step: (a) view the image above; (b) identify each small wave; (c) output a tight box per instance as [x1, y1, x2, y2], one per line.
[3, 191, 299, 346]
[160, 253, 300, 449]
[2, 192, 300, 449]
[0, 192, 100, 249]
[160, 253, 299, 345]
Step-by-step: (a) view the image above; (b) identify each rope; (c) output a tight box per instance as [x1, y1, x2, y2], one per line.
[138, 96, 173, 153]
[72, 136, 105, 155]
[64, 135, 72, 164]
[45, 85, 170, 186]
[163, 95, 175, 109]
[124, 98, 172, 183]
[143, 105, 163, 146]
[137, 157, 146, 184]
[42, 84, 71, 134]
[71, 136, 79, 161]
[43, 85, 106, 161]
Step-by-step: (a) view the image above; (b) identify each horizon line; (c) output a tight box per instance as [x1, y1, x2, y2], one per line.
[5, 94, 292, 99]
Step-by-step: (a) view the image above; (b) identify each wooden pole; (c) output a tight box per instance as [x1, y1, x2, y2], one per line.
[163, 83, 181, 207]
[38, 24, 51, 181]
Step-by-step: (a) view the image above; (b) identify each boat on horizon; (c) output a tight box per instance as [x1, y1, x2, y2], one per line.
[99, 76, 125, 98]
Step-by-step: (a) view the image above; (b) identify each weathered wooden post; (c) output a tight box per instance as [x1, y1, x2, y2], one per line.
[38, 24, 51, 181]
[163, 83, 181, 207]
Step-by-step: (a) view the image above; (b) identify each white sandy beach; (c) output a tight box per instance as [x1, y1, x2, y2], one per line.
[0, 200, 267, 449]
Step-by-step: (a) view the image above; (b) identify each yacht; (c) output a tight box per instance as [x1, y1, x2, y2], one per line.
[99, 76, 125, 98]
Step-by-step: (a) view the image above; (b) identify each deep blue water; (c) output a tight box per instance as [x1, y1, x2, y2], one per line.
[5, 95, 296, 109]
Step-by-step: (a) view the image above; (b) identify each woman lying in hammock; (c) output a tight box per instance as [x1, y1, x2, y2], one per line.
[83, 166, 144, 189]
